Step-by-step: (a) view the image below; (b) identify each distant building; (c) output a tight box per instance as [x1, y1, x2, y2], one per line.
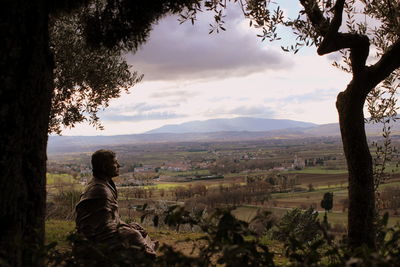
[292, 155, 305, 169]
[134, 165, 155, 173]
[272, 167, 287, 171]
[161, 162, 190, 172]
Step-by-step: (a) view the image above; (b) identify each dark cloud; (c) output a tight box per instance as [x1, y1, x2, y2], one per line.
[127, 7, 292, 81]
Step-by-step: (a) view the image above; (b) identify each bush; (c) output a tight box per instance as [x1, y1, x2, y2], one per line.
[46, 189, 81, 220]
[273, 208, 320, 245]
[43, 208, 400, 266]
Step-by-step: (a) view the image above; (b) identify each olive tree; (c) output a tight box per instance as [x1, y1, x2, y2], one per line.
[260, 0, 399, 249]
[0, 1, 199, 265]
[185, 0, 400, 249]
[49, 8, 143, 134]
[321, 192, 334, 212]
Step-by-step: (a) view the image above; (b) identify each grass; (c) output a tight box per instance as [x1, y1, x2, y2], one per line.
[232, 206, 260, 222]
[315, 184, 347, 190]
[144, 183, 183, 190]
[286, 164, 400, 176]
[45, 219, 204, 255]
[270, 186, 347, 200]
[158, 169, 210, 177]
[235, 206, 400, 227]
[379, 181, 400, 189]
[47, 173, 75, 185]
[287, 167, 348, 175]
[146, 180, 246, 191]
[45, 220, 75, 249]
[44, 210, 400, 264]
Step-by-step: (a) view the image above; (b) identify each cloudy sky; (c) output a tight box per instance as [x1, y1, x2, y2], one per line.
[63, 3, 353, 136]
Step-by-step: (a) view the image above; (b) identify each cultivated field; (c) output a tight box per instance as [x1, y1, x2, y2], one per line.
[45, 136, 400, 258]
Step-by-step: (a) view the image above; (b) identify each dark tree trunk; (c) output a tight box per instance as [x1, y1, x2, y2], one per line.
[336, 78, 376, 249]
[0, 0, 52, 266]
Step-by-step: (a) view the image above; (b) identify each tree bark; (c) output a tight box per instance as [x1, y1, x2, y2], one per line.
[336, 78, 376, 249]
[0, 1, 52, 266]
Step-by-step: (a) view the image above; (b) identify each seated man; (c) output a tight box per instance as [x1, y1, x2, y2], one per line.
[75, 149, 156, 257]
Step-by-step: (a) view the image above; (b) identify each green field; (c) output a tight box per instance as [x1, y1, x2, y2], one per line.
[287, 167, 348, 175]
[45, 220, 204, 255]
[158, 169, 210, 177]
[47, 173, 75, 185]
[144, 183, 183, 190]
[45, 136, 400, 261]
[45, 220, 75, 249]
[232, 206, 400, 228]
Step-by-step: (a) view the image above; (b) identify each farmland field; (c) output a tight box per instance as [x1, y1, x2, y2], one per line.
[45, 136, 400, 259]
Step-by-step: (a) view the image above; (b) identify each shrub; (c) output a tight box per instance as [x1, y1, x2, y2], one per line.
[273, 208, 320, 245]
[43, 208, 400, 266]
[46, 189, 81, 220]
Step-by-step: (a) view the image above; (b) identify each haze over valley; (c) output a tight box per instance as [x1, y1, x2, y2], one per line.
[48, 117, 400, 154]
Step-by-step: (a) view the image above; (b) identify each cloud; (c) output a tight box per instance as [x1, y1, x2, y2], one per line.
[101, 111, 187, 122]
[127, 7, 292, 81]
[150, 90, 199, 99]
[326, 52, 342, 62]
[279, 88, 338, 103]
[98, 102, 185, 122]
[104, 102, 180, 113]
[203, 104, 276, 118]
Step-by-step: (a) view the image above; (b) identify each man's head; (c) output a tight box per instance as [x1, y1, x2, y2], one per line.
[92, 149, 120, 179]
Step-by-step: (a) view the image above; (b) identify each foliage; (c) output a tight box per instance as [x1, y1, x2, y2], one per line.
[321, 192, 334, 212]
[46, 189, 81, 220]
[273, 208, 321, 245]
[184, 182, 271, 210]
[47, 232, 156, 267]
[163, 207, 276, 266]
[272, 209, 400, 266]
[42, 207, 400, 266]
[45, 220, 75, 249]
[379, 186, 400, 214]
[45, 207, 276, 266]
[48, 0, 207, 133]
[49, 8, 143, 134]
[47, 173, 76, 185]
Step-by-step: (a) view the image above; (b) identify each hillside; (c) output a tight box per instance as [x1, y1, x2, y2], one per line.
[48, 118, 400, 154]
[146, 117, 317, 133]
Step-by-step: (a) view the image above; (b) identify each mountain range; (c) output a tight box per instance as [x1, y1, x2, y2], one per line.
[48, 117, 400, 154]
[146, 117, 317, 133]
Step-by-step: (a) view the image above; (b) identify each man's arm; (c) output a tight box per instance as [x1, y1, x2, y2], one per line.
[76, 198, 119, 238]
[118, 225, 156, 257]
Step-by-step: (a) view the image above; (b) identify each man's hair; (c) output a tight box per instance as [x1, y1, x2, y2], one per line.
[92, 149, 116, 178]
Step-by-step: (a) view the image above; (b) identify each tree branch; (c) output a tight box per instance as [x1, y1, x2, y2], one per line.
[317, 0, 345, 55]
[369, 39, 400, 88]
[301, 0, 369, 75]
[299, 0, 329, 36]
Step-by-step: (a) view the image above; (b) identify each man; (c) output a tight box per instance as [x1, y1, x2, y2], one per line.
[75, 149, 156, 257]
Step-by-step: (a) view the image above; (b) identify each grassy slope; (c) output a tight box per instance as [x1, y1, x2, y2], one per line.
[45, 220, 204, 255]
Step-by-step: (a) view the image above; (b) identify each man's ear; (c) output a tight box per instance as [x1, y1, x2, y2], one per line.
[99, 164, 108, 175]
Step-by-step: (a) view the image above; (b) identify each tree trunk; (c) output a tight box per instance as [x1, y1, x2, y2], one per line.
[0, 1, 52, 266]
[336, 79, 376, 249]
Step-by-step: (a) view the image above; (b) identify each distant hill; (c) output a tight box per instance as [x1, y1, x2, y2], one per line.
[47, 118, 400, 154]
[304, 121, 400, 137]
[146, 117, 317, 134]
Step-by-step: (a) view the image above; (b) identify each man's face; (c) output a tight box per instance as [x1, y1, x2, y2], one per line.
[106, 157, 120, 178]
